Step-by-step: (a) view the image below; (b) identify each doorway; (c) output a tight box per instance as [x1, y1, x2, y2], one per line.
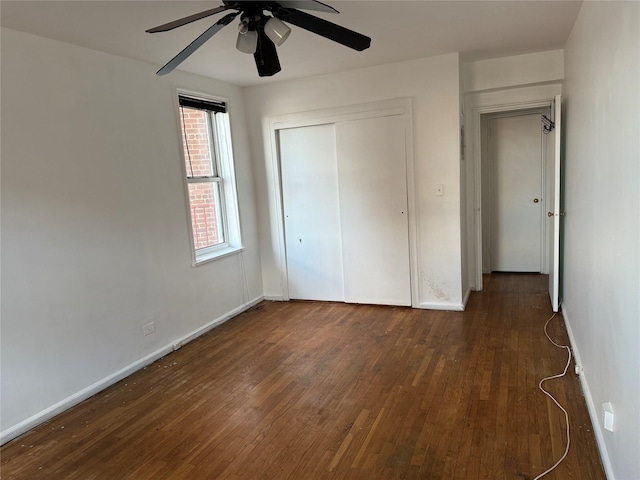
[481, 108, 551, 274]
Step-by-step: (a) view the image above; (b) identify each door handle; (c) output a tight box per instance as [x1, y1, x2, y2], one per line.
[533, 198, 539, 203]
[548, 211, 566, 217]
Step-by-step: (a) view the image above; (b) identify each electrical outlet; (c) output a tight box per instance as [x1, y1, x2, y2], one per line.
[142, 322, 155, 336]
[602, 402, 615, 432]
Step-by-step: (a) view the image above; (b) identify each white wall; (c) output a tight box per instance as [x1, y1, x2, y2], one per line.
[562, 3, 640, 479]
[0, 28, 263, 443]
[244, 53, 464, 310]
[463, 50, 564, 93]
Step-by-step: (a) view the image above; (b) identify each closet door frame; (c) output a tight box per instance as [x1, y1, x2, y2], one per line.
[268, 98, 419, 307]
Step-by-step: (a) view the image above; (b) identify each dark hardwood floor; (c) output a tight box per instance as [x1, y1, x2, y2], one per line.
[1, 274, 605, 479]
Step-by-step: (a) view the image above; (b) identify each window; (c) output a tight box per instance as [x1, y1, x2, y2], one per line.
[178, 93, 241, 264]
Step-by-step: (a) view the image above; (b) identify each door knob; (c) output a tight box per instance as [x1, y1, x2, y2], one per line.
[533, 198, 539, 203]
[548, 211, 567, 217]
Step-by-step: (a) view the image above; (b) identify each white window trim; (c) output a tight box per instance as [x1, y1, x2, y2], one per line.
[175, 89, 242, 266]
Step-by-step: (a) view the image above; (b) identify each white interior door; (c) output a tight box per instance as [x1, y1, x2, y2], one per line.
[279, 125, 345, 301]
[489, 114, 544, 272]
[336, 116, 411, 306]
[549, 95, 562, 312]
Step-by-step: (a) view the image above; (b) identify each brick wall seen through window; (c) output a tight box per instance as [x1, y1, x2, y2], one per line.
[179, 107, 223, 249]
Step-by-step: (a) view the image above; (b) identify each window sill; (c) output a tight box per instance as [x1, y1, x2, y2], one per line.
[193, 245, 243, 266]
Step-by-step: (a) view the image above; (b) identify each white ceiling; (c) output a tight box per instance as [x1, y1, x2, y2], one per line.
[1, 0, 582, 87]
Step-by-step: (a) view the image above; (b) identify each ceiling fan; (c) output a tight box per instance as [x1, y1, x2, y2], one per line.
[147, 0, 371, 77]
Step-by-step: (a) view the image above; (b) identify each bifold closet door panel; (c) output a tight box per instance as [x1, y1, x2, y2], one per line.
[336, 116, 411, 306]
[279, 125, 345, 301]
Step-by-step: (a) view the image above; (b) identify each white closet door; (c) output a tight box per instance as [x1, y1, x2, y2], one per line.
[336, 115, 411, 306]
[279, 125, 345, 301]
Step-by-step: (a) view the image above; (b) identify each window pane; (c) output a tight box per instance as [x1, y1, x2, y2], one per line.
[188, 182, 224, 249]
[179, 107, 214, 178]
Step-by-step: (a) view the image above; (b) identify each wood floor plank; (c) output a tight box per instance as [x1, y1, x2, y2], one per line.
[1, 274, 606, 479]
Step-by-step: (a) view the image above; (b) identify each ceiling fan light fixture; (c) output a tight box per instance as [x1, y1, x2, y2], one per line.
[264, 17, 291, 46]
[236, 29, 258, 54]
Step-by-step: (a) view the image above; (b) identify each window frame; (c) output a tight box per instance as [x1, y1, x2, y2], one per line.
[184, 110, 227, 249]
[175, 90, 242, 265]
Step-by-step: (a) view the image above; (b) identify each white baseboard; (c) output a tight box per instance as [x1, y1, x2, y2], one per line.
[264, 294, 286, 301]
[561, 305, 615, 480]
[0, 295, 264, 446]
[177, 295, 264, 347]
[418, 300, 466, 311]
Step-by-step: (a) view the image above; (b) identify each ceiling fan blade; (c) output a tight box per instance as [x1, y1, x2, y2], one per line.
[156, 12, 239, 76]
[277, 0, 338, 14]
[146, 5, 235, 33]
[253, 28, 281, 77]
[276, 8, 371, 51]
